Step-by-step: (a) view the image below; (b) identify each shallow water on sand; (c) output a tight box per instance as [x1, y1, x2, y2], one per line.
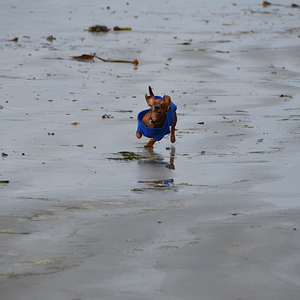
[1, 0, 299, 205]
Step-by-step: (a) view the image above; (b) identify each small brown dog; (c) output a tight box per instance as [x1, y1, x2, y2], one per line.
[136, 86, 177, 148]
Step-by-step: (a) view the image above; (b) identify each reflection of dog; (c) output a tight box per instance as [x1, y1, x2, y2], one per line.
[138, 146, 176, 170]
[136, 86, 177, 148]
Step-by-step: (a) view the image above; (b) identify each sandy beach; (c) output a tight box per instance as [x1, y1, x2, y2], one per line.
[1, 0, 300, 299]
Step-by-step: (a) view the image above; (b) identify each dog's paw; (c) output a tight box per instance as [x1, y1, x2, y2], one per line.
[144, 144, 154, 148]
[136, 132, 142, 139]
[144, 138, 155, 148]
[170, 135, 176, 143]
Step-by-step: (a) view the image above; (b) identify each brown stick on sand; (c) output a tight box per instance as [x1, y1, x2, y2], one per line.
[71, 53, 96, 62]
[70, 53, 139, 65]
[95, 55, 139, 65]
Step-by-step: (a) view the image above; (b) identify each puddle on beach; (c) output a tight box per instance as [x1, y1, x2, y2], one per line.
[134, 179, 175, 192]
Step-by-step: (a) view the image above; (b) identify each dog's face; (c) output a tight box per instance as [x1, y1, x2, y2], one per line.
[145, 95, 171, 115]
[145, 86, 171, 116]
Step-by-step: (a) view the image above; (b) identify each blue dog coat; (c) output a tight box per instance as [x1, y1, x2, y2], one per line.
[137, 96, 177, 141]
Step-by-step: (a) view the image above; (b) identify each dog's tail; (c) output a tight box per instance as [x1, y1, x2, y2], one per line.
[149, 86, 154, 97]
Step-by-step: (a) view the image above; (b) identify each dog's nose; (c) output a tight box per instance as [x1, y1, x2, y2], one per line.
[155, 105, 160, 110]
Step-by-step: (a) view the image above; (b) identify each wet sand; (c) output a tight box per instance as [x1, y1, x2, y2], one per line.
[1, 0, 300, 299]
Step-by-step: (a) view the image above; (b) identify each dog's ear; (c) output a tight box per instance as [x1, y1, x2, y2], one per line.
[149, 86, 154, 96]
[145, 94, 155, 106]
[163, 95, 171, 111]
[145, 86, 155, 106]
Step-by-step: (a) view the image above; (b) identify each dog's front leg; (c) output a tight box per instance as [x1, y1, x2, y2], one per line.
[136, 132, 142, 139]
[170, 112, 177, 143]
[145, 138, 156, 148]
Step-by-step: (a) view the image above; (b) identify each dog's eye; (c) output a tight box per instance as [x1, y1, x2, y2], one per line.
[153, 101, 157, 105]
[161, 104, 166, 108]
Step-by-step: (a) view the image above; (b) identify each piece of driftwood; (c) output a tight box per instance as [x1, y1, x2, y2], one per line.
[113, 26, 132, 31]
[71, 53, 96, 62]
[71, 53, 138, 65]
[95, 55, 138, 65]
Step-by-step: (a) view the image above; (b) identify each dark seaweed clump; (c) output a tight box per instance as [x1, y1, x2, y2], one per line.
[87, 25, 110, 32]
